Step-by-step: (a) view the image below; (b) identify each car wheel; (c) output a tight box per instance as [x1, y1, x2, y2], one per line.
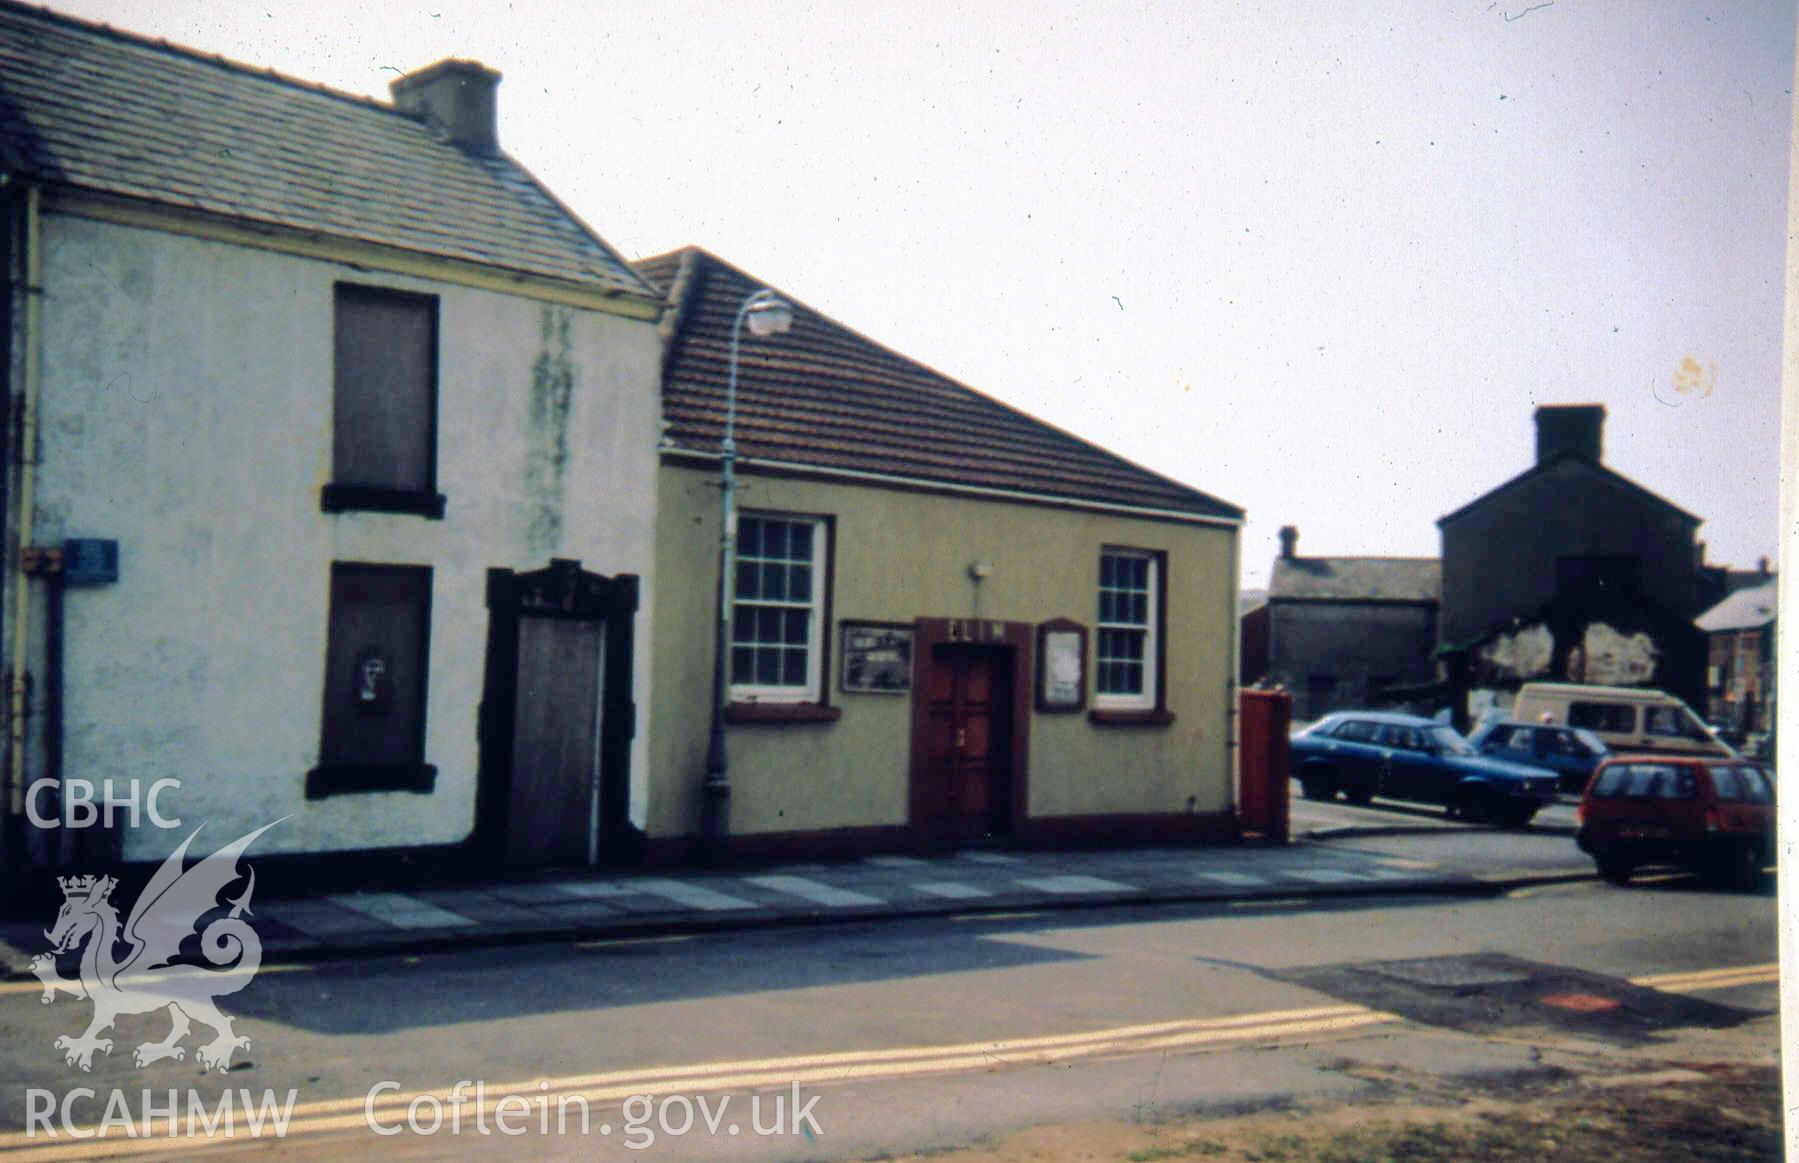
[1596, 856, 1634, 884]
[1299, 771, 1334, 801]
[1455, 787, 1496, 824]
[1341, 783, 1373, 806]
[1500, 806, 1536, 829]
[1712, 843, 1767, 892]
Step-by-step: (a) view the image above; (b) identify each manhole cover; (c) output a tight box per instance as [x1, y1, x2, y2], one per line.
[1370, 957, 1535, 989]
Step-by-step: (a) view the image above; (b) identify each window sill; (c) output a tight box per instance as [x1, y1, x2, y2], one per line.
[321, 484, 447, 519]
[726, 702, 843, 725]
[1088, 708, 1176, 728]
[306, 762, 437, 799]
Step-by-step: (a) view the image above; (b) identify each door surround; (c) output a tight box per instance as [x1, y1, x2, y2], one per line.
[908, 618, 1033, 841]
[475, 559, 639, 866]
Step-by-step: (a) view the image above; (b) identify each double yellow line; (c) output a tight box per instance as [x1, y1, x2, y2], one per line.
[0, 1003, 1395, 1161]
[1629, 962, 1780, 993]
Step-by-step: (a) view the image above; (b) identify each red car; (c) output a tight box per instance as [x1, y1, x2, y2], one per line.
[1575, 755, 1775, 888]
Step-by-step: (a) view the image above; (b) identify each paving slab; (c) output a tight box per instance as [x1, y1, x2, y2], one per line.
[0, 836, 1597, 979]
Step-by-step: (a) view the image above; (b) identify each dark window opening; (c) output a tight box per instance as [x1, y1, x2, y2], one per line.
[308, 563, 435, 797]
[324, 284, 444, 517]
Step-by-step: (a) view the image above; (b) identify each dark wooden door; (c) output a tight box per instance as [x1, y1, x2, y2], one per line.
[505, 615, 604, 865]
[921, 645, 1014, 845]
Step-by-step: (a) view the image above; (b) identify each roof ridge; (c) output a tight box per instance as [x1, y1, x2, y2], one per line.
[6, 0, 407, 120]
[1279, 555, 1440, 563]
[1438, 450, 1701, 528]
[636, 247, 1243, 519]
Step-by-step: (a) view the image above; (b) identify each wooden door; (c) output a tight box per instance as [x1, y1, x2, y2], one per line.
[505, 615, 604, 865]
[921, 645, 1014, 845]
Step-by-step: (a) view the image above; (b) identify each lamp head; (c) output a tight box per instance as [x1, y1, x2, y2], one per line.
[745, 296, 793, 337]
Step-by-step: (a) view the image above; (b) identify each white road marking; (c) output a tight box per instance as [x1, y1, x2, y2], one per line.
[742, 875, 885, 907]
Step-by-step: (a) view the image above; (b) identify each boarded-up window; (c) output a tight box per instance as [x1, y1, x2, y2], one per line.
[309, 563, 436, 796]
[326, 284, 441, 515]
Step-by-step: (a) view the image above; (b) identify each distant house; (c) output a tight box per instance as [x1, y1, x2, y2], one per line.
[1697, 577, 1776, 744]
[1436, 405, 1722, 722]
[1257, 527, 1440, 721]
[0, 5, 666, 873]
[633, 248, 1244, 858]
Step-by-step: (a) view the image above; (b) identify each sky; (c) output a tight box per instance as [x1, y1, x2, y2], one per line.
[47, 0, 1795, 588]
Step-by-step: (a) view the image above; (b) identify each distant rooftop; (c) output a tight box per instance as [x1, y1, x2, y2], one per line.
[1270, 556, 1441, 603]
[1697, 580, 1777, 633]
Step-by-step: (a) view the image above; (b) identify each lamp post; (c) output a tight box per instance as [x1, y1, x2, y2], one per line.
[700, 288, 794, 862]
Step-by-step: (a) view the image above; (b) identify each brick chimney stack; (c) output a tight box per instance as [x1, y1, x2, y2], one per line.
[1534, 404, 1605, 465]
[1278, 525, 1298, 559]
[391, 59, 501, 154]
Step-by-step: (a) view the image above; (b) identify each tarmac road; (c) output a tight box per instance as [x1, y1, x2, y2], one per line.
[0, 850, 1775, 1162]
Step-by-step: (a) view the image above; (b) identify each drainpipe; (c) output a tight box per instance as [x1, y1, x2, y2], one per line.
[1226, 525, 1241, 823]
[6, 185, 40, 819]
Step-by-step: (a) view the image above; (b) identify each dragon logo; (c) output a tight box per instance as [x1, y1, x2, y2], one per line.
[29, 819, 284, 1073]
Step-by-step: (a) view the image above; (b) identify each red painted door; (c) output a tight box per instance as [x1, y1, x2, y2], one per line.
[921, 645, 1014, 845]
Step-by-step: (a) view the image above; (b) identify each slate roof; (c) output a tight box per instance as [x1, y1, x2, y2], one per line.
[1696, 581, 1777, 633]
[0, 1, 653, 298]
[1437, 452, 1701, 527]
[634, 247, 1243, 522]
[1269, 556, 1440, 603]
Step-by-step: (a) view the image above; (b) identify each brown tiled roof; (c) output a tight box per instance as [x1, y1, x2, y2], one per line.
[635, 248, 1242, 522]
[0, 1, 653, 298]
[1269, 556, 1440, 602]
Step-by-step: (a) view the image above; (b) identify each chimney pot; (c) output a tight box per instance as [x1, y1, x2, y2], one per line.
[1278, 525, 1298, 559]
[1534, 404, 1605, 465]
[391, 59, 501, 154]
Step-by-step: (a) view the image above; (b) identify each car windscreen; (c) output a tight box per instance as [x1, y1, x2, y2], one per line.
[1711, 765, 1774, 804]
[1644, 705, 1713, 743]
[1569, 728, 1608, 757]
[1592, 762, 1696, 800]
[1427, 726, 1475, 756]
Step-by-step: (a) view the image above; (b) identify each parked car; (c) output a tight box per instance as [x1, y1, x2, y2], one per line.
[1576, 755, 1776, 888]
[1512, 682, 1735, 758]
[1289, 711, 1560, 827]
[1467, 719, 1610, 794]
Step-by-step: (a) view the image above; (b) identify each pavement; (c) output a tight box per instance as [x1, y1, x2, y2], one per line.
[0, 828, 1597, 981]
[1288, 788, 1581, 840]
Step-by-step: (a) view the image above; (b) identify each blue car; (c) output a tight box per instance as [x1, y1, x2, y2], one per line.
[1290, 711, 1560, 828]
[1466, 719, 1610, 795]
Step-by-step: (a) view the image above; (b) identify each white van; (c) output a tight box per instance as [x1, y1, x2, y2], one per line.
[1511, 682, 1735, 758]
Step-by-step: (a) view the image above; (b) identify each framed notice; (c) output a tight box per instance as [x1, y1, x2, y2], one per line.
[841, 622, 913, 693]
[1036, 618, 1088, 713]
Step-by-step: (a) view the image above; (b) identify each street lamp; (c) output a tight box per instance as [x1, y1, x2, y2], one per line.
[700, 288, 794, 861]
